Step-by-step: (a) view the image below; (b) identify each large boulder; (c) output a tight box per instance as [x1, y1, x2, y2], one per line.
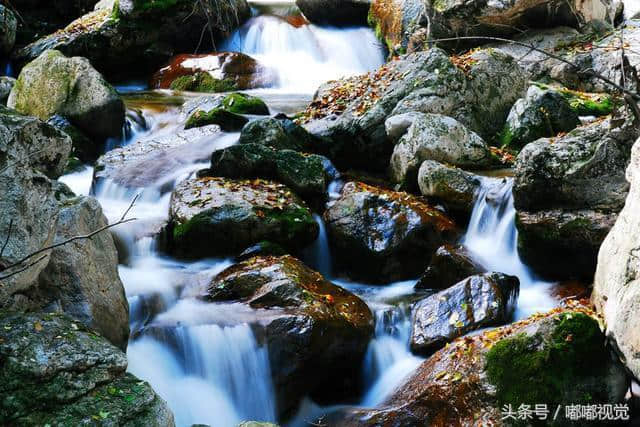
[151, 52, 277, 91]
[368, 0, 618, 55]
[410, 273, 519, 355]
[389, 113, 494, 188]
[301, 48, 526, 172]
[205, 255, 374, 415]
[593, 137, 640, 381]
[324, 181, 459, 283]
[0, 5, 17, 54]
[166, 177, 318, 258]
[205, 143, 335, 203]
[36, 196, 129, 350]
[0, 311, 174, 426]
[501, 85, 580, 149]
[332, 309, 628, 426]
[415, 244, 484, 290]
[0, 108, 71, 305]
[513, 113, 638, 280]
[296, 0, 370, 26]
[12, 0, 251, 79]
[0, 77, 16, 105]
[239, 115, 317, 151]
[417, 160, 482, 217]
[8, 50, 125, 141]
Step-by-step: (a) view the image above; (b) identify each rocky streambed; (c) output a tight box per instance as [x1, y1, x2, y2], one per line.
[2, 0, 640, 426]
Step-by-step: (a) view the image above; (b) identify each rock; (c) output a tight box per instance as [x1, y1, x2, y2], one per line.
[205, 143, 333, 202]
[46, 114, 100, 162]
[415, 244, 484, 290]
[0, 5, 17, 54]
[593, 137, 640, 380]
[0, 311, 175, 426]
[185, 108, 249, 131]
[501, 85, 580, 149]
[390, 113, 494, 188]
[12, 0, 252, 79]
[417, 160, 482, 216]
[8, 50, 125, 141]
[169, 71, 239, 93]
[514, 116, 635, 212]
[35, 196, 129, 350]
[517, 209, 617, 281]
[296, 0, 370, 26]
[0, 77, 15, 105]
[94, 124, 222, 188]
[410, 273, 519, 354]
[324, 181, 459, 283]
[369, 0, 617, 55]
[335, 309, 627, 425]
[236, 241, 288, 261]
[151, 52, 277, 91]
[166, 177, 318, 258]
[239, 114, 318, 151]
[222, 92, 270, 115]
[205, 255, 374, 415]
[301, 48, 525, 172]
[0, 107, 72, 306]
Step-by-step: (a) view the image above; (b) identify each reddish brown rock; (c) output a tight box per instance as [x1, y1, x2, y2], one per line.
[150, 52, 277, 90]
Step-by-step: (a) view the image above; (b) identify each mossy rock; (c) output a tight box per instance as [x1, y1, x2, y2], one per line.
[185, 107, 248, 131]
[486, 312, 628, 422]
[170, 72, 237, 93]
[222, 92, 269, 115]
[533, 82, 614, 116]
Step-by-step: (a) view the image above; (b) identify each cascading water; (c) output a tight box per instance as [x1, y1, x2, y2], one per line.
[462, 176, 556, 320]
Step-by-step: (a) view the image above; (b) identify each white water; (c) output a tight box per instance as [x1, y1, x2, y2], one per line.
[221, 15, 385, 93]
[462, 177, 556, 320]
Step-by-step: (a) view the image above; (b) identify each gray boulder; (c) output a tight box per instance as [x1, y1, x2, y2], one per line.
[324, 181, 459, 283]
[0, 5, 17, 54]
[390, 113, 493, 187]
[501, 85, 580, 149]
[415, 244, 484, 290]
[0, 311, 174, 426]
[303, 48, 525, 172]
[36, 196, 129, 350]
[410, 273, 519, 355]
[239, 115, 318, 152]
[166, 177, 318, 258]
[417, 160, 482, 216]
[8, 50, 125, 141]
[593, 137, 640, 380]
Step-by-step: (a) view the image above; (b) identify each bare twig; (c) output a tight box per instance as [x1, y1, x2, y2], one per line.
[0, 219, 12, 259]
[120, 193, 140, 222]
[427, 35, 640, 100]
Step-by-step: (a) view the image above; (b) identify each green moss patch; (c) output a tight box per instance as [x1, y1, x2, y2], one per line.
[185, 108, 248, 131]
[533, 82, 614, 116]
[222, 93, 269, 115]
[169, 72, 237, 93]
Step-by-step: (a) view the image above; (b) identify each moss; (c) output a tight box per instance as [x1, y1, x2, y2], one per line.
[169, 72, 237, 93]
[486, 312, 608, 417]
[498, 124, 514, 148]
[258, 206, 317, 241]
[185, 108, 248, 131]
[133, 0, 180, 11]
[222, 93, 269, 115]
[533, 82, 614, 116]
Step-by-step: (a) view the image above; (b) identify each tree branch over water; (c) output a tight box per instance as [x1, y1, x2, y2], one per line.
[0, 194, 140, 281]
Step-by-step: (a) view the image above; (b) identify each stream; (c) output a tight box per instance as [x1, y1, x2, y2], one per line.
[58, 1, 562, 425]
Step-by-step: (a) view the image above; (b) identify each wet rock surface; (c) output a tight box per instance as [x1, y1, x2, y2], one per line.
[167, 177, 318, 258]
[415, 244, 485, 290]
[410, 272, 519, 354]
[324, 181, 459, 283]
[0, 311, 174, 426]
[205, 255, 374, 416]
[417, 160, 482, 216]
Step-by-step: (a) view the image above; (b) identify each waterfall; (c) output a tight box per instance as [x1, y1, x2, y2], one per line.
[128, 323, 276, 427]
[220, 14, 385, 92]
[462, 177, 556, 320]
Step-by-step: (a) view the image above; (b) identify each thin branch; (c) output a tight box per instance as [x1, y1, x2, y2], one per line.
[120, 193, 140, 221]
[0, 219, 13, 259]
[427, 35, 640, 100]
[0, 255, 48, 281]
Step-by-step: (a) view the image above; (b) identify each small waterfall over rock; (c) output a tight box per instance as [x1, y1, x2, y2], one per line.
[462, 177, 556, 320]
